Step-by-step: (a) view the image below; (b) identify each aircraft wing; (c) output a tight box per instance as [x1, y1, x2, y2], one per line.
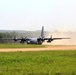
[0, 38, 24, 41]
[44, 37, 70, 40]
[0, 37, 28, 43]
[0, 38, 14, 40]
[43, 37, 70, 43]
[51, 38, 70, 40]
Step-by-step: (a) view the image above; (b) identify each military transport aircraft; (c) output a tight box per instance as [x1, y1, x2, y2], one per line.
[0, 26, 70, 44]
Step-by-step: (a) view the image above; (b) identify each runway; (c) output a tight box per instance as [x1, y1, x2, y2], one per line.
[0, 45, 76, 52]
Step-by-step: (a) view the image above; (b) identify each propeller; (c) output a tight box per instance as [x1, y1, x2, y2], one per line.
[51, 35, 52, 39]
[25, 37, 27, 39]
[47, 35, 53, 43]
[21, 36, 27, 40]
[20, 36, 27, 44]
[13, 36, 18, 41]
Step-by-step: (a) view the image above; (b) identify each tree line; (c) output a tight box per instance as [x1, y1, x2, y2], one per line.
[0, 32, 17, 43]
[0, 30, 48, 43]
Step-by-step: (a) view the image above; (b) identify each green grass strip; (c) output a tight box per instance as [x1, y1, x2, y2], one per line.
[0, 44, 46, 48]
[0, 50, 76, 75]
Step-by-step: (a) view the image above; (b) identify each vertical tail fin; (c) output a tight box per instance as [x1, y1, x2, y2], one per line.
[41, 26, 44, 38]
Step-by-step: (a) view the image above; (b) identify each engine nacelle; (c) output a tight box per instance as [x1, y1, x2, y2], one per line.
[47, 39, 53, 43]
[20, 40, 25, 44]
[14, 38, 18, 41]
[47, 40, 51, 43]
[37, 38, 43, 44]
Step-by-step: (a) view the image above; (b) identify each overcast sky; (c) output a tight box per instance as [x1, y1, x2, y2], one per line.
[0, 0, 76, 31]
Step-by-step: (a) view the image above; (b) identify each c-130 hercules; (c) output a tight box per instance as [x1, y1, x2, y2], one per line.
[0, 26, 70, 44]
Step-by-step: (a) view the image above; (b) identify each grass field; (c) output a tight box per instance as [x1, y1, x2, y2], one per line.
[0, 44, 45, 48]
[0, 50, 76, 75]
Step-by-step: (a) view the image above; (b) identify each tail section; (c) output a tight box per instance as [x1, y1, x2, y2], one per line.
[41, 26, 44, 38]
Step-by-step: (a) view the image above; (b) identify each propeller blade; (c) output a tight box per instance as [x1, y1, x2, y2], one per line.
[51, 35, 52, 39]
[13, 36, 18, 41]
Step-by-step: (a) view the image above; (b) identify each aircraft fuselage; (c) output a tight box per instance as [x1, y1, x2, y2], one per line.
[26, 38, 43, 44]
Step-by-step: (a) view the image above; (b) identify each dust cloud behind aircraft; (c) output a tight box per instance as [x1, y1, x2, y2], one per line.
[43, 31, 75, 45]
